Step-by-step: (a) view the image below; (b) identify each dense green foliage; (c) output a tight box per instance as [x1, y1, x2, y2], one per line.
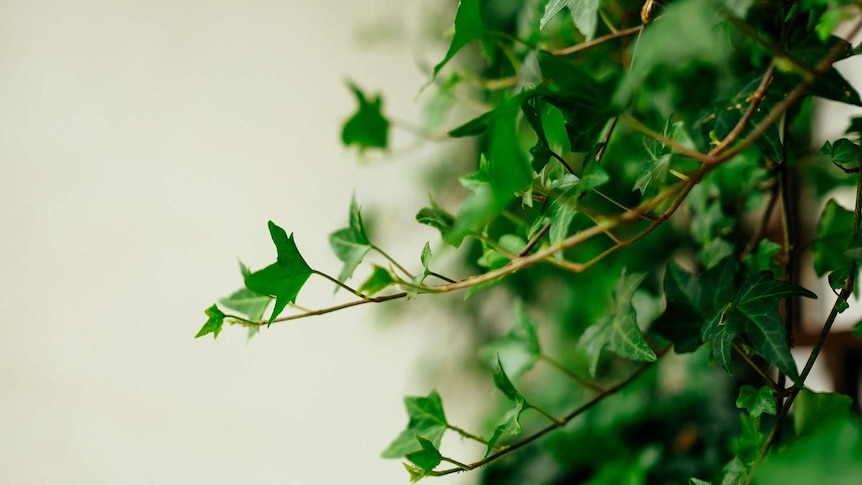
[201, 0, 862, 482]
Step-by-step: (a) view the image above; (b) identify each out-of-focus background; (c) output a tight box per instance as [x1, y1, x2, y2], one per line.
[0, 1, 479, 483]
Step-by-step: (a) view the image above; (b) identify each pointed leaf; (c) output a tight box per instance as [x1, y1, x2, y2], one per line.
[813, 199, 854, 276]
[484, 398, 527, 457]
[540, 0, 601, 42]
[405, 435, 442, 478]
[481, 301, 541, 378]
[382, 390, 449, 458]
[736, 385, 776, 418]
[415, 200, 455, 238]
[493, 355, 527, 405]
[329, 197, 372, 282]
[433, 0, 484, 76]
[341, 82, 389, 152]
[195, 304, 225, 339]
[244, 221, 313, 322]
[580, 270, 657, 376]
[219, 288, 271, 322]
[359, 265, 395, 296]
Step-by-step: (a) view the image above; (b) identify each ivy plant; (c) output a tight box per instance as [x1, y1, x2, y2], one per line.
[200, 0, 862, 483]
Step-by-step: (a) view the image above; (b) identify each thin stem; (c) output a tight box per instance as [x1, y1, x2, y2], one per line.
[428, 348, 668, 477]
[313, 270, 368, 300]
[540, 354, 606, 393]
[708, 64, 776, 157]
[266, 292, 409, 325]
[622, 114, 710, 163]
[733, 342, 779, 389]
[371, 244, 414, 280]
[528, 403, 562, 425]
[440, 456, 473, 471]
[447, 424, 488, 445]
[518, 222, 551, 257]
[428, 271, 457, 284]
[551, 24, 644, 56]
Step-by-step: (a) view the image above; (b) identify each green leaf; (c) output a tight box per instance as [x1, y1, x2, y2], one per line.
[743, 240, 783, 275]
[484, 398, 527, 457]
[382, 390, 449, 458]
[433, 0, 484, 76]
[481, 301, 541, 379]
[358, 265, 395, 296]
[195, 304, 225, 339]
[689, 479, 712, 485]
[405, 435, 442, 478]
[484, 356, 530, 456]
[329, 196, 372, 282]
[812, 199, 854, 276]
[580, 270, 658, 376]
[794, 389, 853, 437]
[736, 385, 776, 418]
[341, 81, 389, 153]
[244, 221, 314, 323]
[540, 0, 600, 41]
[828, 138, 862, 170]
[218, 288, 271, 322]
[415, 200, 455, 238]
[446, 100, 532, 246]
[702, 271, 816, 382]
[754, 416, 862, 485]
[420, 242, 432, 274]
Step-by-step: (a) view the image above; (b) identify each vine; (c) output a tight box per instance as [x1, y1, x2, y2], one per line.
[200, 1, 862, 482]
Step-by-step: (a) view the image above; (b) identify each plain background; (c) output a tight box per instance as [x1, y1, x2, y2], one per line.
[2, 1, 860, 484]
[0, 1, 480, 483]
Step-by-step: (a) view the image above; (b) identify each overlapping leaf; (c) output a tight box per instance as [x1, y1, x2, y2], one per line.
[579, 270, 657, 376]
[480, 301, 541, 379]
[244, 221, 313, 322]
[485, 357, 529, 456]
[540, 0, 601, 41]
[382, 390, 449, 458]
[433, 0, 485, 76]
[329, 196, 372, 282]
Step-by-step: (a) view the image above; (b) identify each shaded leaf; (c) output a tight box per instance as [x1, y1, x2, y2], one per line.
[415, 200, 455, 238]
[703, 271, 816, 382]
[794, 389, 853, 437]
[244, 221, 314, 322]
[485, 398, 527, 457]
[580, 270, 657, 376]
[341, 82, 389, 152]
[743, 239, 783, 275]
[195, 304, 225, 339]
[540, 0, 601, 41]
[812, 199, 854, 276]
[481, 301, 541, 378]
[329, 196, 372, 282]
[219, 288, 271, 322]
[405, 435, 442, 479]
[359, 265, 395, 296]
[382, 390, 449, 458]
[736, 385, 776, 418]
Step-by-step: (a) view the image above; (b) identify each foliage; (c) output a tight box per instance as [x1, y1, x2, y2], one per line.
[200, 0, 862, 482]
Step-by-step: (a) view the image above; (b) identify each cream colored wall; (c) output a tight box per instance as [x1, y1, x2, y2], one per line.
[0, 1, 475, 483]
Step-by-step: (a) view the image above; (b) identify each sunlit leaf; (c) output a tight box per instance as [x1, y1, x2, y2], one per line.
[481, 301, 541, 378]
[195, 304, 225, 339]
[736, 385, 776, 418]
[405, 435, 442, 479]
[540, 0, 601, 41]
[359, 265, 395, 296]
[244, 221, 314, 322]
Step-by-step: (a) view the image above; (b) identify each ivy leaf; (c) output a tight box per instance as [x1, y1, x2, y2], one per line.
[341, 82, 389, 153]
[653, 259, 738, 353]
[480, 301, 541, 379]
[382, 390, 449, 458]
[484, 398, 527, 458]
[218, 288, 271, 322]
[743, 239, 783, 275]
[736, 385, 776, 418]
[329, 196, 372, 282]
[195, 304, 225, 339]
[540, 0, 601, 42]
[415, 199, 455, 238]
[433, 0, 484, 76]
[244, 221, 314, 323]
[794, 389, 853, 437]
[812, 198, 854, 276]
[405, 435, 442, 480]
[580, 270, 657, 376]
[358, 265, 395, 296]
[702, 271, 816, 383]
[484, 357, 529, 456]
